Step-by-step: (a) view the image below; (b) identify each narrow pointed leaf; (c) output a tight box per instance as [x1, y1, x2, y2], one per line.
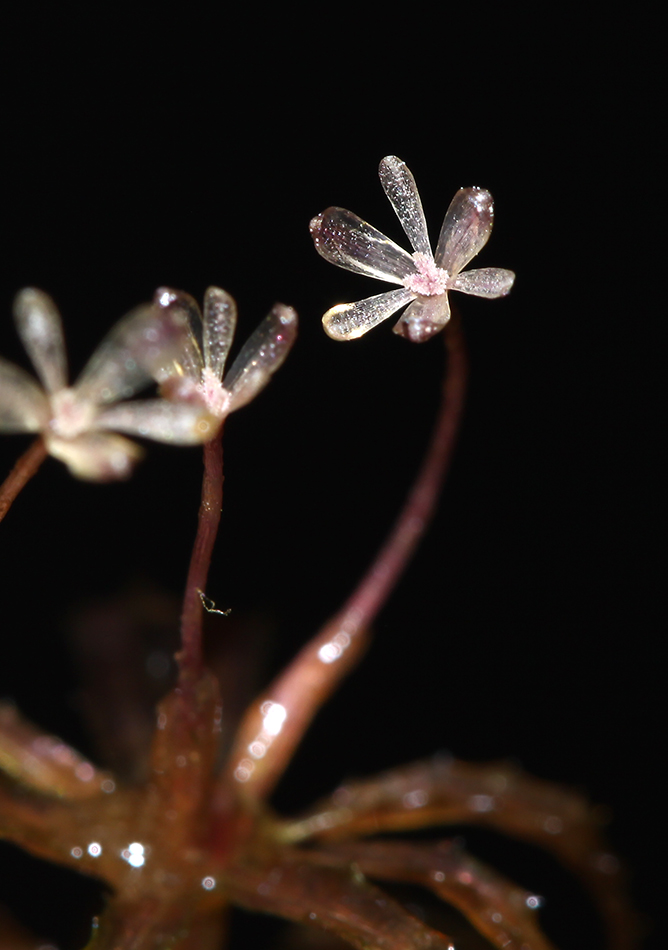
[226, 858, 455, 950]
[309, 840, 556, 950]
[379, 156, 431, 256]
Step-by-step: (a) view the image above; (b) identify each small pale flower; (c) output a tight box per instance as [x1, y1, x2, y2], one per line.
[0, 289, 218, 480]
[146, 286, 298, 418]
[310, 156, 515, 343]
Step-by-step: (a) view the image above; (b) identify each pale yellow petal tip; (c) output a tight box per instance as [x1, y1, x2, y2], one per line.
[322, 306, 358, 342]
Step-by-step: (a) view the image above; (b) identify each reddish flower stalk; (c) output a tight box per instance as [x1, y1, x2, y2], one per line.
[225, 315, 468, 801]
[0, 437, 47, 523]
[177, 430, 225, 691]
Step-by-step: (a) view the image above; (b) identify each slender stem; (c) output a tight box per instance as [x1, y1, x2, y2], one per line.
[177, 430, 225, 688]
[225, 318, 468, 801]
[0, 438, 47, 524]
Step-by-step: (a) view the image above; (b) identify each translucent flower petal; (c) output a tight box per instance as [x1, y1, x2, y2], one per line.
[75, 303, 192, 407]
[322, 287, 415, 341]
[0, 357, 50, 432]
[13, 289, 68, 395]
[434, 187, 494, 275]
[203, 286, 237, 381]
[95, 400, 218, 444]
[451, 267, 516, 298]
[225, 305, 298, 413]
[393, 294, 451, 343]
[151, 288, 205, 381]
[46, 432, 143, 481]
[379, 155, 431, 257]
[310, 208, 415, 283]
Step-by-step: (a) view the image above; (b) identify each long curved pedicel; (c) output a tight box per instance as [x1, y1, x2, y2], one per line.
[224, 304, 297, 413]
[96, 400, 218, 444]
[13, 289, 68, 395]
[310, 208, 416, 283]
[307, 840, 556, 950]
[225, 858, 455, 950]
[434, 187, 494, 276]
[379, 155, 432, 257]
[452, 267, 516, 298]
[0, 357, 50, 432]
[203, 287, 236, 381]
[323, 287, 415, 341]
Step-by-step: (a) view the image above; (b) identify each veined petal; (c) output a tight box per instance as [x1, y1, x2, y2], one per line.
[393, 294, 451, 343]
[46, 432, 143, 481]
[0, 357, 50, 432]
[203, 286, 237, 381]
[95, 400, 219, 444]
[13, 289, 68, 394]
[310, 208, 415, 283]
[75, 303, 194, 407]
[452, 267, 516, 298]
[323, 287, 415, 341]
[379, 156, 432, 257]
[435, 187, 494, 275]
[152, 287, 205, 381]
[225, 304, 297, 413]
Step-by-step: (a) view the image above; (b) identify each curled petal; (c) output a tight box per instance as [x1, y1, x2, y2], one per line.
[310, 208, 415, 283]
[95, 400, 219, 444]
[203, 286, 237, 381]
[379, 155, 432, 256]
[46, 432, 143, 481]
[452, 267, 516, 298]
[75, 303, 194, 407]
[435, 187, 494, 275]
[393, 294, 451, 343]
[224, 304, 297, 412]
[151, 287, 205, 381]
[323, 287, 415, 341]
[13, 289, 68, 394]
[0, 357, 50, 432]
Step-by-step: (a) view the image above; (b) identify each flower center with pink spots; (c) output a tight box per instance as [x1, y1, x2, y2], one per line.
[402, 253, 450, 296]
[198, 367, 230, 419]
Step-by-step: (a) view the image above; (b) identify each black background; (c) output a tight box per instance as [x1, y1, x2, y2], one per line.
[0, 7, 661, 950]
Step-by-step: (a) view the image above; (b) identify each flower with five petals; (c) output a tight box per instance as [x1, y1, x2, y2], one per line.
[146, 286, 297, 419]
[310, 156, 515, 343]
[0, 289, 218, 480]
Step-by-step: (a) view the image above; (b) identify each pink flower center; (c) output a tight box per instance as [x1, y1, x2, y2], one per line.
[402, 253, 449, 297]
[198, 368, 230, 419]
[50, 388, 96, 439]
